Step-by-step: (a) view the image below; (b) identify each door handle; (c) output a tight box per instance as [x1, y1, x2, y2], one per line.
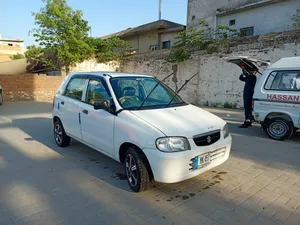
[82, 109, 88, 115]
[61, 101, 65, 105]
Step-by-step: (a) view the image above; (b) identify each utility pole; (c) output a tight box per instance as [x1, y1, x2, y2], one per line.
[159, 0, 162, 21]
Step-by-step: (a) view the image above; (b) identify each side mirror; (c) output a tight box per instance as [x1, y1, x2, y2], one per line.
[94, 100, 109, 111]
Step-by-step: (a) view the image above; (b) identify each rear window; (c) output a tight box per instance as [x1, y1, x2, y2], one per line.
[64, 77, 86, 100]
[264, 71, 300, 91]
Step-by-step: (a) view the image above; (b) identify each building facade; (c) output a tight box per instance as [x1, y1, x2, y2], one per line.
[101, 20, 186, 54]
[0, 34, 25, 62]
[187, 0, 300, 36]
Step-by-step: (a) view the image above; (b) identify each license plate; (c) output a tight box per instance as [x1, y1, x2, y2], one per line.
[193, 152, 211, 170]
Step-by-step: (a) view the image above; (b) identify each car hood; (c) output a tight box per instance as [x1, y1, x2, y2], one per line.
[130, 104, 226, 138]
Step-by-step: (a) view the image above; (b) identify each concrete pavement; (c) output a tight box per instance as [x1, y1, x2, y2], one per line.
[0, 102, 300, 225]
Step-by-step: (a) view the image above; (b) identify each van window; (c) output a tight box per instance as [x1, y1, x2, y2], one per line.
[264, 71, 300, 91]
[85, 79, 111, 105]
[65, 78, 86, 100]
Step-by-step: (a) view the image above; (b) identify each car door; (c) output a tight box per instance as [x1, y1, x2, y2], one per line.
[59, 75, 88, 140]
[79, 77, 115, 157]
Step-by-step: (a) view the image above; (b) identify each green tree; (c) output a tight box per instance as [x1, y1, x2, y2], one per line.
[31, 0, 91, 74]
[86, 36, 129, 63]
[24, 45, 54, 72]
[10, 53, 25, 60]
[167, 20, 238, 63]
[25, 45, 44, 62]
[292, 9, 300, 28]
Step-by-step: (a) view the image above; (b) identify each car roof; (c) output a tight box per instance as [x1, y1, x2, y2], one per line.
[268, 56, 300, 70]
[69, 71, 153, 78]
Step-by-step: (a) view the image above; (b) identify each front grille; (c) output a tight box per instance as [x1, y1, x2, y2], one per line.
[193, 130, 221, 146]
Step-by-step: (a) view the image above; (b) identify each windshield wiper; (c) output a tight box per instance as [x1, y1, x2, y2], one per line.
[139, 72, 174, 110]
[165, 72, 199, 108]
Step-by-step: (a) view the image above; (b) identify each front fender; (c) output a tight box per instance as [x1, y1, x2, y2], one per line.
[114, 111, 165, 156]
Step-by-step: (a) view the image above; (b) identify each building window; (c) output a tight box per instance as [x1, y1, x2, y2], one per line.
[229, 19, 236, 26]
[8, 43, 13, 46]
[240, 27, 254, 37]
[150, 45, 158, 51]
[162, 41, 171, 49]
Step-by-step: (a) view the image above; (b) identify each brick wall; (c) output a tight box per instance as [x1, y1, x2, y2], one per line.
[0, 74, 63, 102]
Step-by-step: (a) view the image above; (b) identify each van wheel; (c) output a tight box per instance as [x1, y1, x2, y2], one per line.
[124, 147, 150, 192]
[264, 117, 293, 141]
[54, 120, 70, 147]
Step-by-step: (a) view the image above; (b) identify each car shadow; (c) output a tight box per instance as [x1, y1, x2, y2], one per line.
[12, 116, 300, 190]
[12, 117, 133, 192]
[226, 120, 300, 142]
[8, 116, 300, 224]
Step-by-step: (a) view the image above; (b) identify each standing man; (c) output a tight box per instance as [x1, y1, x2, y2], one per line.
[239, 64, 258, 128]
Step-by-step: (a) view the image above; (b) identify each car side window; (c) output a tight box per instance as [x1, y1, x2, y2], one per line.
[264, 71, 300, 91]
[65, 77, 86, 100]
[85, 79, 111, 105]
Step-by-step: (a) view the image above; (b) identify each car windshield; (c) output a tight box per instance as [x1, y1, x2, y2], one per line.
[110, 77, 186, 110]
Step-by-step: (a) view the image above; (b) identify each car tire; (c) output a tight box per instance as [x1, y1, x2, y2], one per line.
[124, 147, 150, 192]
[264, 117, 294, 141]
[54, 120, 71, 147]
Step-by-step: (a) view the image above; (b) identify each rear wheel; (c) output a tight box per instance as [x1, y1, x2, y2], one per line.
[264, 117, 294, 141]
[124, 147, 150, 192]
[54, 120, 71, 147]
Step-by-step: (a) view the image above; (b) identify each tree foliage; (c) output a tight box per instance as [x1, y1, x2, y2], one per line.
[24, 45, 57, 72]
[30, 0, 130, 73]
[167, 20, 238, 63]
[86, 36, 129, 63]
[292, 9, 300, 28]
[31, 0, 91, 74]
[10, 53, 25, 60]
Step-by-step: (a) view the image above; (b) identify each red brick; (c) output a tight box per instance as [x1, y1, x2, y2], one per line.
[0, 73, 62, 102]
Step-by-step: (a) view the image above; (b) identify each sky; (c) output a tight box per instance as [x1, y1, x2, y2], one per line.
[0, 0, 188, 47]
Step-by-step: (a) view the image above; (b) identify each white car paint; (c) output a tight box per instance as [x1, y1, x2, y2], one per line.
[52, 72, 232, 183]
[253, 57, 300, 128]
[131, 104, 226, 138]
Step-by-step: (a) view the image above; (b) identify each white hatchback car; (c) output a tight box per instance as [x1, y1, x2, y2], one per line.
[228, 56, 300, 140]
[52, 72, 232, 192]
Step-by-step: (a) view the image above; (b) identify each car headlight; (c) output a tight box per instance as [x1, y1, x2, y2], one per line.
[223, 124, 230, 139]
[156, 137, 191, 152]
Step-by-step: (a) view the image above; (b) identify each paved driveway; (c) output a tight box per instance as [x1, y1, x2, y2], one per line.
[0, 102, 300, 225]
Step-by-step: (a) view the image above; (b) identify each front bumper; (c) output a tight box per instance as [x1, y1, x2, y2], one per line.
[143, 135, 232, 183]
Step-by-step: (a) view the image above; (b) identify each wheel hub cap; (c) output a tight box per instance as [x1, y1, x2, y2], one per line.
[54, 124, 63, 144]
[270, 122, 286, 137]
[125, 154, 137, 187]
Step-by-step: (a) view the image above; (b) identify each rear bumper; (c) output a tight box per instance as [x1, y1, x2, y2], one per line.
[143, 135, 232, 183]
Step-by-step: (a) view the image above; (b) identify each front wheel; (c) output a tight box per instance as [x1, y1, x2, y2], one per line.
[264, 117, 294, 141]
[54, 120, 71, 147]
[124, 147, 150, 192]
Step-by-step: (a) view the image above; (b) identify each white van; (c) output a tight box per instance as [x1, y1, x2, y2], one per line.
[228, 56, 300, 141]
[52, 72, 232, 192]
